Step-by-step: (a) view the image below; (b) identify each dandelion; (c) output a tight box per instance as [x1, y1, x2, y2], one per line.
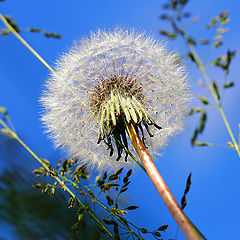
[41, 28, 190, 171]
[41, 28, 203, 240]
[0, 10, 203, 239]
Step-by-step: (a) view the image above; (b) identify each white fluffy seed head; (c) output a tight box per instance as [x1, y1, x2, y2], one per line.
[40, 28, 191, 171]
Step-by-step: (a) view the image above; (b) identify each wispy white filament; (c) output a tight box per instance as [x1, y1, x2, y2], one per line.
[41, 28, 190, 171]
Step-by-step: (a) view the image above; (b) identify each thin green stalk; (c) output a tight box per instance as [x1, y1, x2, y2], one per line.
[0, 119, 116, 240]
[188, 43, 240, 158]
[63, 177, 144, 240]
[0, 13, 54, 73]
[0, 14, 94, 117]
[84, 191, 144, 240]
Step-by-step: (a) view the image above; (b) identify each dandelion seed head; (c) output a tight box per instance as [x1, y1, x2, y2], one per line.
[41, 28, 190, 171]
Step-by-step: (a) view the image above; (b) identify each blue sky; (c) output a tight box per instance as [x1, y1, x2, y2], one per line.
[1, 0, 240, 239]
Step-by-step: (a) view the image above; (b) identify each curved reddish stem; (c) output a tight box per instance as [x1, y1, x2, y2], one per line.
[126, 123, 202, 240]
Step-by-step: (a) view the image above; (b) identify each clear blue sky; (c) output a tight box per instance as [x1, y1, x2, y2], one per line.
[1, 0, 240, 239]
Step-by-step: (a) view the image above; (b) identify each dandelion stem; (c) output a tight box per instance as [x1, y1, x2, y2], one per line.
[0, 119, 116, 240]
[126, 122, 204, 240]
[113, 135, 146, 173]
[0, 13, 54, 73]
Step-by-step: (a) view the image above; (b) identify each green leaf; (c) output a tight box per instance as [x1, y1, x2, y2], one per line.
[186, 36, 196, 45]
[212, 57, 225, 70]
[221, 17, 229, 25]
[87, 189, 95, 198]
[140, 228, 148, 234]
[189, 108, 203, 115]
[62, 159, 68, 171]
[213, 40, 222, 48]
[181, 173, 192, 210]
[0, 106, 7, 115]
[95, 173, 101, 183]
[123, 176, 129, 184]
[106, 195, 114, 206]
[49, 169, 58, 176]
[56, 159, 62, 169]
[79, 190, 86, 196]
[41, 158, 51, 167]
[171, 0, 178, 9]
[97, 179, 105, 187]
[199, 39, 210, 45]
[186, 52, 198, 66]
[115, 167, 124, 176]
[102, 218, 115, 225]
[183, 12, 191, 18]
[214, 34, 223, 40]
[4, 16, 20, 33]
[102, 171, 107, 180]
[158, 225, 169, 231]
[32, 182, 45, 189]
[181, 195, 187, 209]
[78, 213, 84, 222]
[108, 174, 118, 181]
[170, 20, 184, 35]
[43, 32, 62, 39]
[223, 82, 234, 88]
[206, 11, 229, 29]
[77, 207, 85, 215]
[28, 28, 42, 33]
[125, 206, 139, 210]
[153, 231, 161, 237]
[32, 167, 45, 175]
[225, 49, 237, 75]
[101, 183, 120, 191]
[227, 141, 235, 149]
[194, 141, 212, 147]
[217, 27, 229, 34]
[26, 28, 62, 40]
[160, 14, 170, 20]
[0, 128, 11, 137]
[199, 112, 207, 133]
[220, 10, 229, 18]
[191, 129, 199, 145]
[122, 181, 130, 188]
[185, 173, 192, 195]
[212, 80, 220, 101]
[68, 197, 75, 208]
[199, 96, 209, 105]
[159, 30, 177, 39]
[126, 169, 132, 177]
[119, 187, 128, 193]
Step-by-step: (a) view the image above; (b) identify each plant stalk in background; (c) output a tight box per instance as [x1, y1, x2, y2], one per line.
[0, 119, 117, 240]
[159, 0, 240, 157]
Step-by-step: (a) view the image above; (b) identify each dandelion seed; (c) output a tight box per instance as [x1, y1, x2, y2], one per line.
[41, 28, 190, 170]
